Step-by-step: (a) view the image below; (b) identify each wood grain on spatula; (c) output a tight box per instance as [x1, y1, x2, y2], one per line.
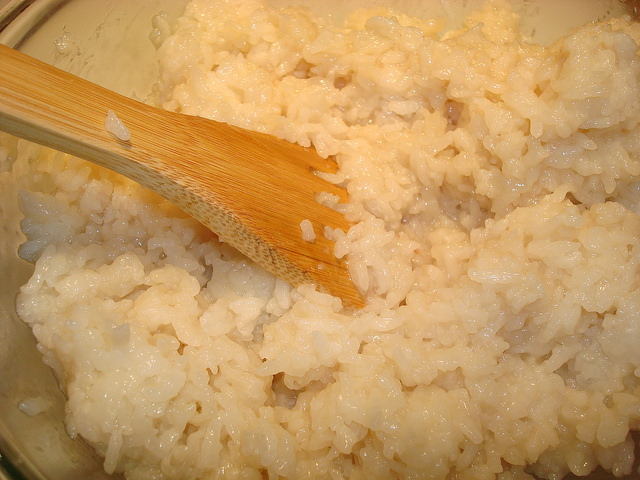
[0, 43, 363, 308]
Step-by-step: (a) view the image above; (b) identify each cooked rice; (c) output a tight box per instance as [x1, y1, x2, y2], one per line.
[299, 219, 316, 242]
[104, 109, 131, 141]
[7, 0, 640, 479]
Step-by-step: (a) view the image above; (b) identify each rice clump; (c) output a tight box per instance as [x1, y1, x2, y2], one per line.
[8, 0, 640, 478]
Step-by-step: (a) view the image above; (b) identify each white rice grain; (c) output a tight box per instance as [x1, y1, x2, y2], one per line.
[104, 110, 130, 141]
[299, 219, 316, 242]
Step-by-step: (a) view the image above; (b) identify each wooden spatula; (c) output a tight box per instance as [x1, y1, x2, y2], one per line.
[0, 44, 363, 308]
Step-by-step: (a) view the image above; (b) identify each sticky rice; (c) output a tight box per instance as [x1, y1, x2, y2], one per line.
[8, 0, 640, 478]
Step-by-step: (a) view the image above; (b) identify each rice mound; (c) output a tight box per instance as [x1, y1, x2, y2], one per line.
[9, 0, 640, 478]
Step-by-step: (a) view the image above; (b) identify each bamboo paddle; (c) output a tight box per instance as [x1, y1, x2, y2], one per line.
[0, 44, 363, 308]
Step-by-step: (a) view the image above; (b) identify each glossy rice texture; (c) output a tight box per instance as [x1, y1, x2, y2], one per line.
[9, 1, 640, 478]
